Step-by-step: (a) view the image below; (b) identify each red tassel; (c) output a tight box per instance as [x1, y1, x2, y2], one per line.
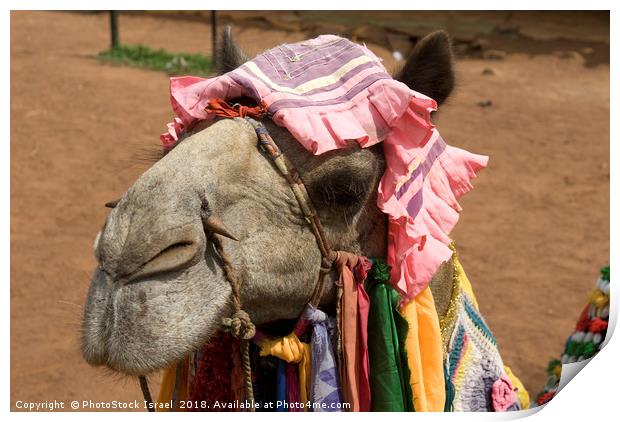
[574, 304, 591, 332]
[188, 332, 237, 411]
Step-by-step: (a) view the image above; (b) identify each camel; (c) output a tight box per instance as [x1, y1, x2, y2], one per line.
[81, 30, 525, 411]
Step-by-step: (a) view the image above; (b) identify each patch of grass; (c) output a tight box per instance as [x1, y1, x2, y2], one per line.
[98, 44, 212, 76]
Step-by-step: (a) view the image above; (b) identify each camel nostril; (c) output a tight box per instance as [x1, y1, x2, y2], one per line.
[157, 241, 195, 256]
[125, 240, 200, 283]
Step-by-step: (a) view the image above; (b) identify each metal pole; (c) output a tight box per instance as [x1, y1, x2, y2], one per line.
[211, 11, 217, 67]
[110, 11, 119, 49]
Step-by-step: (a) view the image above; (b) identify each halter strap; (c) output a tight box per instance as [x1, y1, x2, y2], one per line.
[246, 117, 339, 307]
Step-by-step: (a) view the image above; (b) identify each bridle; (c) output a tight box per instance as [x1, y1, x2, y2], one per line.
[249, 117, 339, 306]
[138, 106, 349, 411]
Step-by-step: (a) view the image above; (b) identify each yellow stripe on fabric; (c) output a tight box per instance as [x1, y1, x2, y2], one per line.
[504, 365, 530, 410]
[399, 286, 446, 412]
[394, 158, 421, 193]
[453, 339, 473, 392]
[259, 332, 312, 408]
[244, 55, 376, 95]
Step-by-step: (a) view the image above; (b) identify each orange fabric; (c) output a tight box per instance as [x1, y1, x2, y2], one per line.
[336, 252, 371, 412]
[157, 365, 176, 411]
[204, 98, 268, 119]
[399, 286, 445, 412]
[339, 263, 361, 411]
[156, 358, 190, 411]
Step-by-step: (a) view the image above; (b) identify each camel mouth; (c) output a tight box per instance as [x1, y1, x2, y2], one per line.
[81, 259, 232, 376]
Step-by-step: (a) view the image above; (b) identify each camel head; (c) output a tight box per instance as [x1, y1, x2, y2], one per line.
[81, 31, 455, 376]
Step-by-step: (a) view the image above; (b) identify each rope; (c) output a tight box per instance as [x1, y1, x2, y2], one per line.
[245, 116, 342, 308]
[138, 375, 155, 412]
[211, 234, 256, 411]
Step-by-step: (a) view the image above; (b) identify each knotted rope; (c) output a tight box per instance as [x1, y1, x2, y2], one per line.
[210, 233, 257, 411]
[222, 310, 256, 341]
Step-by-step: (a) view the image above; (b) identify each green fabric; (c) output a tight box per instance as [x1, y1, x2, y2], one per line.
[367, 269, 414, 412]
[601, 265, 610, 281]
[368, 259, 391, 284]
[443, 364, 455, 411]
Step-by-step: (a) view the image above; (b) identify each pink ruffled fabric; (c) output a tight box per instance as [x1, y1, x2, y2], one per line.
[159, 35, 487, 303]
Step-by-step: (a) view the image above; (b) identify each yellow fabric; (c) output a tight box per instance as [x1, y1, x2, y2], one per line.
[504, 365, 530, 410]
[259, 332, 312, 407]
[157, 366, 176, 411]
[156, 358, 190, 411]
[399, 286, 446, 411]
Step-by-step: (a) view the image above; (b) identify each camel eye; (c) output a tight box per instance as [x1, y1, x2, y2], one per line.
[314, 173, 368, 208]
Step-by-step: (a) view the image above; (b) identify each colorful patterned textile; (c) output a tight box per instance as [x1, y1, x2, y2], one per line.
[504, 366, 530, 410]
[249, 304, 344, 412]
[440, 251, 522, 412]
[160, 34, 487, 303]
[159, 334, 241, 412]
[258, 332, 312, 409]
[154, 251, 525, 413]
[533, 265, 610, 407]
[303, 306, 343, 411]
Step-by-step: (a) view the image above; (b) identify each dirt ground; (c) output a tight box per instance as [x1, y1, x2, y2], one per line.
[10, 11, 609, 410]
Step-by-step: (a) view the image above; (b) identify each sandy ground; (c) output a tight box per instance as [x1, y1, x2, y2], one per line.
[10, 11, 609, 410]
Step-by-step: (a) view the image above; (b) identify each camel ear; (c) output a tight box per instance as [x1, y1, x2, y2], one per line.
[394, 30, 455, 106]
[216, 26, 249, 74]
